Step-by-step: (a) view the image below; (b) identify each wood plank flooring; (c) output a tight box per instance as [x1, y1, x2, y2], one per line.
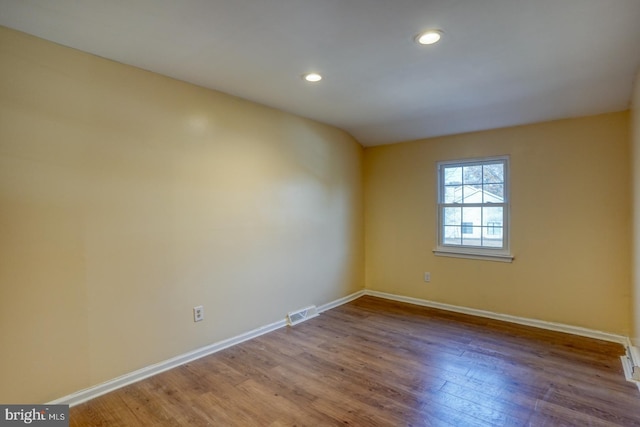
[70, 296, 640, 426]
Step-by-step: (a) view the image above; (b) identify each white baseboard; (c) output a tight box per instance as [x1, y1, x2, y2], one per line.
[317, 290, 365, 313]
[49, 290, 364, 407]
[50, 289, 632, 406]
[364, 290, 628, 345]
[49, 319, 287, 407]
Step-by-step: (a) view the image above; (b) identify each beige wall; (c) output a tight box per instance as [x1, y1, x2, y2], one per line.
[365, 112, 631, 334]
[0, 26, 364, 403]
[632, 70, 640, 346]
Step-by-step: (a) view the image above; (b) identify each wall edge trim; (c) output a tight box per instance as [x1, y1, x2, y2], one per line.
[49, 318, 287, 406]
[49, 290, 364, 407]
[317, 290, 366, 313]
[50, 288, 629, 406]
[364, 290, 628, 344]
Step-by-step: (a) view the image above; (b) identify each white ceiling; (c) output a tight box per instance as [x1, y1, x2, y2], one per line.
[1, 0, 640, 146]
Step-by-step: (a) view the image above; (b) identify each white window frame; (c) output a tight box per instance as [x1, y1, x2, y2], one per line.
[434, 156, 513, 262]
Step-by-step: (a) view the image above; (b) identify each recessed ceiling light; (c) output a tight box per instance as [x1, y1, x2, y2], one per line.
[303, 73, 322, 82]
[416, 30, 442, 45]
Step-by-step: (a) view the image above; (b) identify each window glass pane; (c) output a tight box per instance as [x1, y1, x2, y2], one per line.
[443, 207, 461, 225]
[482, 207, 503, 226]
[483, 183, 504, 202]
[463, 165, 482, 184]
[462, 227, 482, 246]
[462, 185, 482, 203]
[462, 207, 481, 225]
[482, 206, 503, 248]
[443, 166, 462, 186]
[461, 207, 483, 247]
[443, 226, 462, 245]
[482, 226, 503, 247]
[483, 163, 504, 183]
[444, 185, 461, 203]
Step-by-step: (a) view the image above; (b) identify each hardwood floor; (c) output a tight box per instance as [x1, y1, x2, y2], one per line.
[70, 296, 640, 426]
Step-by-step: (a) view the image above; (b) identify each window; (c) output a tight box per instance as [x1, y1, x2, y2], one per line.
[435, 156, 512, 262]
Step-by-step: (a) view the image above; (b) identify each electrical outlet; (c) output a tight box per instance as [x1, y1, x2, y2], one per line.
[424, 272, 431, 282]
[193, 305, 204, 322]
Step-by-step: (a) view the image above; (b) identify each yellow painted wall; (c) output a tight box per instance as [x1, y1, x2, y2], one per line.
[0, 26, 364, 403]
[632, 70, 640, 346]
[365, 112, 631, 334]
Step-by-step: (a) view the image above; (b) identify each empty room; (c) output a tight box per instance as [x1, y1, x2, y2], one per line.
[1, 0, 640, 425]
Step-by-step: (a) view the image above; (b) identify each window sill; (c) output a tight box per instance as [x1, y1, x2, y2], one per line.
[433, 249, 514, 263]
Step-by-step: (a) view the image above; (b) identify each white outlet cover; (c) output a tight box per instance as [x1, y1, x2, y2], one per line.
[193, 306, 204, 322]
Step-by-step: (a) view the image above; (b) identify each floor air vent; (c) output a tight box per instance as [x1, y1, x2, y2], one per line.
[287, 305, 318, 326]
[621, 345, 640, 391]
